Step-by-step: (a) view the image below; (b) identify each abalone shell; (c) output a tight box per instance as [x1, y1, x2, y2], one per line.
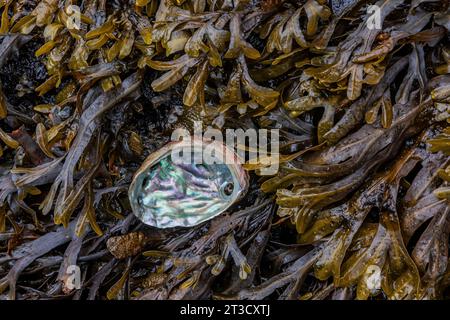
[129, 137, 249, 228]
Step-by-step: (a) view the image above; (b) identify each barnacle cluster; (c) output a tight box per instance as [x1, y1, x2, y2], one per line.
[0, 0, 449, 300]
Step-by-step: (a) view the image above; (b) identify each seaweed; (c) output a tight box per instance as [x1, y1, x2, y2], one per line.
[0, 0, 449, 301]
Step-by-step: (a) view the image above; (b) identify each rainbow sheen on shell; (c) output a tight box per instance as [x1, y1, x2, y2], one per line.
[129, 137, 249, 228]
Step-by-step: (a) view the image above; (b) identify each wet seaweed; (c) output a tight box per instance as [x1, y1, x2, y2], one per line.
[0, 0, 449, 300]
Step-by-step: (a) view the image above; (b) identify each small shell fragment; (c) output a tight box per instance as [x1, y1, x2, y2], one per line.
[106, 232, 146, 259]
[129, 137, 249, 228]
[142, 273, 168, 288]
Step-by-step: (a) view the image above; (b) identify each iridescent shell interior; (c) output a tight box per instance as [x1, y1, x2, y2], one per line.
[129, 139, 249, 228]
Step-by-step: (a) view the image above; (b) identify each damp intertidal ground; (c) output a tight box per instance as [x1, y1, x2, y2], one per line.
[0, 0, 449, 300]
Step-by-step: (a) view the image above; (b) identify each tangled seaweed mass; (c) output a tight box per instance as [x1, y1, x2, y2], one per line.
[0, 0, 449, 300]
